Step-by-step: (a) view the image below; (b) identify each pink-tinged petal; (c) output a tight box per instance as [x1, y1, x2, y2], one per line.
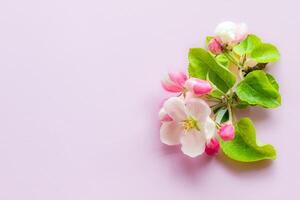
[160, 122, 183, 145]
[161, 76, 183, 93]
[184, 78, 197, 91]
[168, 72, 188, 87]
[180, 130, 206, 157]
[185, 78, 212, 96]
[215, 21, 237, 44]
[218, 123, 235, 141]
[159, 108, 173, 122]
[163, 97, 187, 122]
[208, 38, 223, 55]
[234, 23, 248, 43]
[185, 98, 211, 122]
[204, 118, 216, 140]
[205, 138, 220, 156]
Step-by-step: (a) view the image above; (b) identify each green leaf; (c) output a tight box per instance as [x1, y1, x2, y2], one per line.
[233, 34, 262, 56]
[232, 93, 249, 109]
[266, 73, 279, 91]
[251, 43, 280, 63]
[220, 118, 276, 162]
[188, 63, 207, 79]
[209, 89, 223, 99]
[215, 54, 229, 68]
[234, 101, 249, 109]
[236, 70, 281, 108]
[215, 107, 229, 124]
[188, 48, 236, 93]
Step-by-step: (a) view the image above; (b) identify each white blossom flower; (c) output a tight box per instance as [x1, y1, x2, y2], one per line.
[215, 21, 248, 45]
[159, 97, 216, 157]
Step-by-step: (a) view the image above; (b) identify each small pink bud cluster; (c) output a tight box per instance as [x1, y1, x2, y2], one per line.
[184, 78, 212, 96]
[218, 123, 235, 141]
[205, 138, 220, 156]
[161, 72, 212, 96]
[208, 37, 223, 55]
[205, 122, 235, 156]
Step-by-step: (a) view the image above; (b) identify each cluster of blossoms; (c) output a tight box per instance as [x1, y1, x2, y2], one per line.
[159, 21, 281, 162]
[160, 72, 234, 157]
[208, 22, 257, 69]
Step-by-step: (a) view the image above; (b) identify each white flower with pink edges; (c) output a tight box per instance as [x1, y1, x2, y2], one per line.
[159, 97, 217, 157]
[215, 21, 248, 45]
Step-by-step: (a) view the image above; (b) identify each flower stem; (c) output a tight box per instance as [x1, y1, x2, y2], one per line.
[223, 51, 243, 69]
[211, 102, 226, 112]
[227, 104, 233, 122]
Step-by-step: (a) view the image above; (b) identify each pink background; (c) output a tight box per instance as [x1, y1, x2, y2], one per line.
[0, 0, 298, 199]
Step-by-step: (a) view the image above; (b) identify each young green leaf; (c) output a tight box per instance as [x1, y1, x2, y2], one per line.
[209, 89, 223, 99]
[215, 54, 229, 68]
[251, 43, 280, 63]
[220, 118, 276, 162]
[188, 48, 236, 93]
[266, 73, 279, 91]
[233, 34, 262, 56]
[188, 63, 207, 79]
[232, 93, 249, 109]
[236, 70, 281, 108]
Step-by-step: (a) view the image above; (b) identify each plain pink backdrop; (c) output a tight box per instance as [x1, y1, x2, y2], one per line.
[0, 0, 298, 199]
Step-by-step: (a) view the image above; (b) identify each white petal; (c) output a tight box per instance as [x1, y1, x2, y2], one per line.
[204, 118, 216, 140]
[158, 108, 172, 121]
[180, 130, 206, 157]
[215, 21, 237, 43]
[163, 97, 187, 122]
[160, 122, 183, 145]
[237, 23, 248, 36]
[185, 98, 211, 122]
[159, 108, 166, 119]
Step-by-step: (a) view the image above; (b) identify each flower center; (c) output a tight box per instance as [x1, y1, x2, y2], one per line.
[183, 117, 199, 132]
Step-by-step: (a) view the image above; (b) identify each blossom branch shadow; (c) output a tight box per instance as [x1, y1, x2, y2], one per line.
[235, 106, 271, 123]
[160, 143, 214, 184]
[216, 151, 273, 174]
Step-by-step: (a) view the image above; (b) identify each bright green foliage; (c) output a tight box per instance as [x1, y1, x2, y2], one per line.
[215, 54, 229, 67]
[209, 89, 223, 99]
[188, 48, 236, 93]
[220, 118, 277, 162]
[266, 73, 279, 91]
[236, 70, 281, 108]
[185, 31, 281, 163]
[233, 34, 262, 55]
[251, 43, 280, 63]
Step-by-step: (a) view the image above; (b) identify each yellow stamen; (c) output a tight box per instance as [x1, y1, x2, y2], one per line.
[183, 117, 199, 132]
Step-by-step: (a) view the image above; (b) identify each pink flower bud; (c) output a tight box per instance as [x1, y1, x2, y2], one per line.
[208, 38, 223, 54]
[205, 138, 220, 156]
[184, 78, 212, 96]
[161, 72, 187, 93]
[218, 123, 235, 141]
